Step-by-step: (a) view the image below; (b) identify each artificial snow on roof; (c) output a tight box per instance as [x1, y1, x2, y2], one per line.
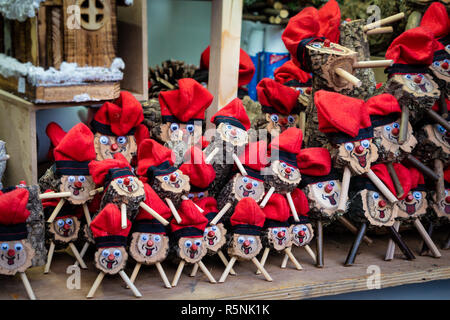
[0, 0, 45, 22]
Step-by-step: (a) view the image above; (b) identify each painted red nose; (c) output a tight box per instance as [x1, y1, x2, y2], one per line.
[445, 196, 450, 203]
[191, 244, 198, 251]
[414, 76, 422, 84]
[147, 240, 154, 247]
[324, 184, 333, 193]
[230, 129, 237, 136]
[305, 87, 312, 95]
[208, 230, 215, 238]
[63, 224, 71, 230]
[406, 194, 414, 202]
[355, 145, 365, 154]
[245, 183, 253, 190]
[277, 231, 285, 238]
[108, 254, 115, 261]
[378, 200, 386, 208]
[7, 249, 15, 257]
[170, 174, 177, 182]
[110, 143, 118, 151]
[442, 62, 449, 70]
[298, 230, 305, 237]
[243, 240, 250, 247]
[279, 118, 287, 125]
[391, 128, 400, 136]
[74, 181, 82, 188]
[324, 39, 331, 47]
[123, 178, 130, 186]
[285, 167, 292, 174]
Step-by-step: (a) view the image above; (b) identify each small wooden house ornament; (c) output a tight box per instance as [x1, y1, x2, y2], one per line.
[219, 198, 272, 283]
[0, 188, 37, 300]
[87, 203, 142, 298]
[158, 78, 214, 166]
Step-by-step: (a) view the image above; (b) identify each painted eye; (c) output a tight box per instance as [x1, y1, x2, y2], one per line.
[302, 226, 307, 231]
[330, 181, 335, 187]
[270, 114, 279, 122]
[361, 140, 370, 149]
[405, 74, 412, 80]
[417, 74, 424, 78]
[1, 243, 9, 251]
[141, 234, 148, 241]
[170, 123, 180, 132]
[237, 236, 245, 244]
[198, 192, 205, 198]
[312, 43, 321, 48]
[184, 240, 192, 248]
[226, 125, 232, 130]
[15, 243, 23, 251]
[194, 240, 202, 246]
[317, 183, 323, 188]
[281, 228, 287, 233]
[293, 226, 300, 233]
[174, 172, 179, 177]
[128, 177, 134, 183]
[117, 136, 127, 145]
[437, 125, 446, 134]
[446, 190, 449, 196]
[154, 235, 161, 242]
[99, 136, 110, 145]
[447, 45, 450, 50]
[57, 219, 65, 227]
[187, 193, 194, 199]
[117, 178, 124, 184]
[297, 88, 304, 94]
[78, 176, 86, 183]
[272, 228, 279, 235]
[163, 176, 169, 181]
[68, 176, 76, 183]
[242, 177, 249, 183]
[65, 218, 73, 225]
[344, 142, 354, 151]
[252, 181, 259, 187]
[372, 192, 380, 200]
[413, 191, 422, 200]
[211, 226, 217, 231]
[186, 124, 195, 133]
[392, 123, 400, 129]
[248, 237, 255, 244]
[102, 249, 110, 257]
[113, 249, 121, 257]
[433, 61, 440, 67]
[281, 162, 287, 168]
[384, 125, 391, 132]
[287, 115, 295, 123]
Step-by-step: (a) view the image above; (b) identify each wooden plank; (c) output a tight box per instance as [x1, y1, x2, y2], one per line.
[49, 6, 63, 69]
[117, 0, 148, 102]
[29, 18, 39, 66]
[37, 6, 48, 67]
[33, 82, 120, 103]
[206, 0, 243, 129]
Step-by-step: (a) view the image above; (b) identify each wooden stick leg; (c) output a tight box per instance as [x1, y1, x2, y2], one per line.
[75, 242, 90, 267]
[197, 260, 217, 283]
[426, 108, 450, 132]
[171, 260, 185, 287]
[286, 192, 300, 222]
[68, 243, 87, 269]
[256, 247, 270, 275]
[82, 203, 92, 226]
[251, 257, 273, 281]
[166, 198, 182, 224]
[86, 272, 105, 299]
[337, 166, 351, 213]
[443, 230, 450, 250]
[299, 111, 306, 132]
[334, 67, 362, 87]
[407, 155, 439, 181]
[385, 220, 400, 261]
[44, 241, 55, 274]
[217, 250, 236, 275]
[119, 270, 142, 298]
[155, 262, 172, 288]
[232, 153, 248, 176]
[120, 203, 128, 229]
[414, 219, 441, 258]
[420, 221, 434, 256]
[129, 263, 142, 285]
[190, 263, 199, 277]
[304, 245, 317, 264]
[19, 272, 36, 300]
[219, 256, 237, 283]
[139, 202, 169, 226]
[284, 247, 302, 270]
[367, 169, 398, 203]
[386, 162, 405, 198]
[316, 219, 324, 268]
[337, 216, 373, 245]
[398, 105, 409, 145]
[260, 187, 275, 208]
[388, 225, 415, 260]
[344, 222, 367, 266]
[281, 253, 289, 268]
[47, 198, 66, 223]
[210, 203, 232, 225]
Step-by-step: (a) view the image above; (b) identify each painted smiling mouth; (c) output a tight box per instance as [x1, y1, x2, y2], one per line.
[444, 203, 450, 214]
[417, 83, 428, 92]
[69, 185, 84, 196]
[355, 154, 367, 168]
[405, 203, 416, 215]
[2, 255, 15, 265]
[241, 245, 252, 254]
[59, 228, 70, 237]
[322, 193, 337, 205]
[207, 236, 217, 245]
[102, 258, 117, 269]
[127, 186, 134, 192]
[239, 185, 255, 197]
[284, 172, 291, 179]
[171, 180, 181, 188]
[378, 210, 385, 219]
[189, 249, 197, 259]
[276, 237, 286, 245]
[296, 235, 305, 243]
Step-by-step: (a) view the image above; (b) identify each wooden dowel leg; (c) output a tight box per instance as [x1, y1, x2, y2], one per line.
[337, 216, 373, 245]
[316, 219, 324, 268]
[334, 67, 362, 87]
[166, 198, 182, 224]
[344, 222, 367, 266]
[210, 203, 232, 225]
[299, 111, 306, 132]
[426, 108, 450, 132]
[68, 243, 87, 269]
[171, 260, 185, 287]
[75, 242, 90, 267]
[82, 203, 91, 226]
[251, 257, 273, 281]
[367, 169, 398, 203]
[286, 192, 300, 222]
[435, 159, 445, 204]
[139, 202, 170, 225]
[119, 270, 142, 298]
[398, 105, 409, 145]
[439, 91, 448, 119]
[385, 220, 400, 261]
[281, 253, 289, 268]
[407, 155, 440, 181]
[155, 262, 172, 288]
[304, 245, 317, 264]
[217, 250, 236, 275]
[44, 241, 55, 274]
[337, 166, 351, 213]
[205, 147, 219, 164]
[413, 219, 441, 258]
[120, 203, 128, 229]
[47, 198, 66, 223]
[443, 231, 450, 250]
[386, 162, 405, 198]
[366, 26, 393, 35]
[219, 256, 237, 283]
[190, 263, 199, 277]
[363, 12, 405, 31]
[256, 247, 270, 275]
[129, 263, 142, 285]
[284, 247, 302, 270]
[197, 260, 217, 283]
[86, 272, 105, 299]
[232, 153, 248, 176]
[260, 187, 275, 208]
[388, 225, 415, 260]
[420, 221, 434, 255]
[19, 272, 36, 300]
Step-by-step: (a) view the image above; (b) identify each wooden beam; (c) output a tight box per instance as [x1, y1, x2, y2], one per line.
[206, 0, 243, 129]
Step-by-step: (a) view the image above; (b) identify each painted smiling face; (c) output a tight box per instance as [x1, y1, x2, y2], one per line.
[160, 122, 203, 147]
[290, 224, 314, 247]
[361, 190, 397, 226]
[271, 160, 301, 185]
[49, 216, 80, 243]
[156, 170, 190, 194]
[374, 121, 417, 160]
[178, 237, 207, 263]
[217, 123, 248, 147]
[186, 191, 208, 202]
[397, 191, 428, 219]
[265, 114, 299, 137]
[424, 124, 450, 154]
[94, 133, 137, 163]
[229, 234, 262, 260]
[0, 241, 34, 275]
[109, 176, 145, 198]
[95, 247, 127, 275]
[266, 226, 291, 251]
[129, 233, 169, 264]
[392, 74, 440, 97]
[307, 180, 341, 214]
[338, 139, 378, 175]
[60, 175, 96, 205]
[203, 224, 227, 252]
[232, 175, 265, 202]
[430, 59, 450, 82]
[434, 189, 450, 218]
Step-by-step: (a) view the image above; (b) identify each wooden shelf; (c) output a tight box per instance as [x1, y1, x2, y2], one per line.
[1, 230, 448, 300]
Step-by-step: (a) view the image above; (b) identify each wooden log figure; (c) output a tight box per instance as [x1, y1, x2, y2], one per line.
[203, 98, 252, 197]
[169, 200, 216, 287]
[0, 140, 9, 189]
[128, 183, 172, 289]
[219, 198, 272, 283]
[90, 91, 146, 163]
[430, 166, 450, 231]
[0, 188, 38, 299]
[87, 204, 142, 298]
[157, 78, 214, 166]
